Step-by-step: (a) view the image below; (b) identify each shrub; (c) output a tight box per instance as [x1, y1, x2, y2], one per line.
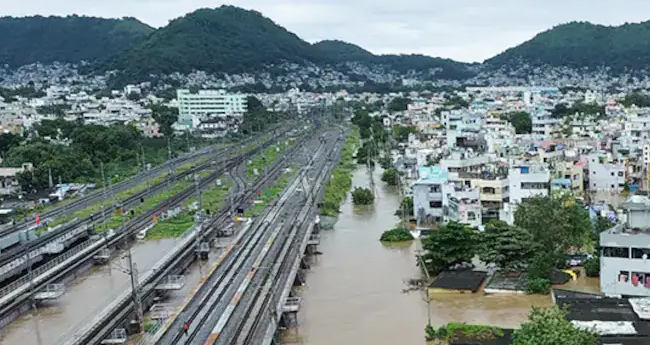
[425, 324, 437, 340]
[351, 187, 374, 205]
[319, 130, 359, 216]
[526, 278, 551, 294]
[380, 228, 413, 242]
[584, 257, 600, 277]
[381, 167, 400, 186]
[395, 196, 414, 217]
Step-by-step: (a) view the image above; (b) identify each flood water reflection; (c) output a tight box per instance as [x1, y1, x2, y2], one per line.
[290, 167, 596, 345]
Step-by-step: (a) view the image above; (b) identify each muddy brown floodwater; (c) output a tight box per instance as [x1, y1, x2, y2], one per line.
[0, 238, 180, 345]
[288, 167, 600, 345]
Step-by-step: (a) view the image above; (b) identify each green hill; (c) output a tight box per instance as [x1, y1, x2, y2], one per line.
[0, 15, 153, 67]
[313, 40, 473, 79]
[486, 21, 650, 71]
[313, 40, 375, 62]
[107, 6, 321, 76]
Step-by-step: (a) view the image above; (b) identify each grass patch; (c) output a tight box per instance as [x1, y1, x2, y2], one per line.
[246, 139, 293, 178]
[146, 213, 196, 240]
[144, 179, 231, 239]
[320, 129, 359, 217]
[244, 169, 295, 217]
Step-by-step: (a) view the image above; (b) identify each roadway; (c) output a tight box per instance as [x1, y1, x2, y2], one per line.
[150, 129, 341, 345]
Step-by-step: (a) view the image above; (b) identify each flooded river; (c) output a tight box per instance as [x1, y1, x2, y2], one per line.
[0, 238, 180, 345]
[291, 167, 599, 345]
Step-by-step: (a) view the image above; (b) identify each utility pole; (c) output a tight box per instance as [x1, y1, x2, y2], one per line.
[141, 145, 150, 195]
[167, 136, 175, 174]
[126, 248, 143, 332]
[100, 162, 108, 233]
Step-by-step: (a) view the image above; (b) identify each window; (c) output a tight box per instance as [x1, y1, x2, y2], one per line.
[603, 247, 629, 258]
[619, 171, 624, 177]
[611, 172, 615, 177]
[429, 201, 442, 208]
[612, 185, 615, 189]
[632, 248, 650, 259]
[619, 271, 629, 283]
[429, 185, 441, 193]
[467, 212, 476, 221]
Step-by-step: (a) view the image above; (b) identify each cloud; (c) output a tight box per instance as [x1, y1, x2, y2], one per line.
[3, 0, 650, 62]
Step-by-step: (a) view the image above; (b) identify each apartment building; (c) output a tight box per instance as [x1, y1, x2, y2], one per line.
[587, 153, 626, 191]
[507, 163, 550, 204]
[176, 89, 248, 128]
[412, 166, 453, 226]
[600, 196, 650, 297]
[454, 169, 510, 223]
[445, 186, 483, 228]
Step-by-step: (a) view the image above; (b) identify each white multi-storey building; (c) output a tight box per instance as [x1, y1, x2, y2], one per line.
[176, 89, 248, 127]
[587, 153, 626, 191]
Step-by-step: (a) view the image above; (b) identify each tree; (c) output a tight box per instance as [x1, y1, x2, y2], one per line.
[149, 104, 179, 137]
[395, 196, 414, 217]
[421, 222, 477, 274]
[0, 133, 22, 159]
[351, 187, 374, 205]
[381, 168, 400, 186]
[478, 220, 536, 271]
[126, 92, 140, 101]
[508, 111, 532, 134]
[387, 97, 411, 112]
[392, 125, 418, 142]
[513, 307, 597, 345]
[514, 196, 592, 257]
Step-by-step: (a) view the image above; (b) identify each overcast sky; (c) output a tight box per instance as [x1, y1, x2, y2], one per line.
[4, 1, 650, 62]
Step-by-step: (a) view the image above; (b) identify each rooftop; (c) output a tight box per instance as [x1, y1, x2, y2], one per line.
[415, 166, 449, 185]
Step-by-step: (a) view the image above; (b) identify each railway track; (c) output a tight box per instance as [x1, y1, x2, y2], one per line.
[58, 129, 320, 345]
[210, 134, 339, 345]
[0, 129, 313, 327]
[0, 130, 293, 279]
[0, 143, 228, 237]
[146, 131, 339, 345]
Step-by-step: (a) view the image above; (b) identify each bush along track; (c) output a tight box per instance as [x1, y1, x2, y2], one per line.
[320, 129, 359, 217]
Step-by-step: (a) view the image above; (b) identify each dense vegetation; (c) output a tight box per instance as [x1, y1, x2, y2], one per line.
[551, 102, 606, 119]
[426, 323, 504, 343]
[106, 6, 320, 79]
[2, 119, 204, 190]
[351, 187, 374, 205]
[513, 307, 597, 345]
[421, 222, 477, 274]
[420, 196, 593, 295]
[0, 15, 152, 67]
[379, 228, 413, 242]
[487, 21, 650, 72]
[381, 168, 400, 186]
[320, 130, 359, 217]
[505, 111, 532, 134]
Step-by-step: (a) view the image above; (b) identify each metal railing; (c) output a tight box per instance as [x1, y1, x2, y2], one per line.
[0, 239, 97, 299]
